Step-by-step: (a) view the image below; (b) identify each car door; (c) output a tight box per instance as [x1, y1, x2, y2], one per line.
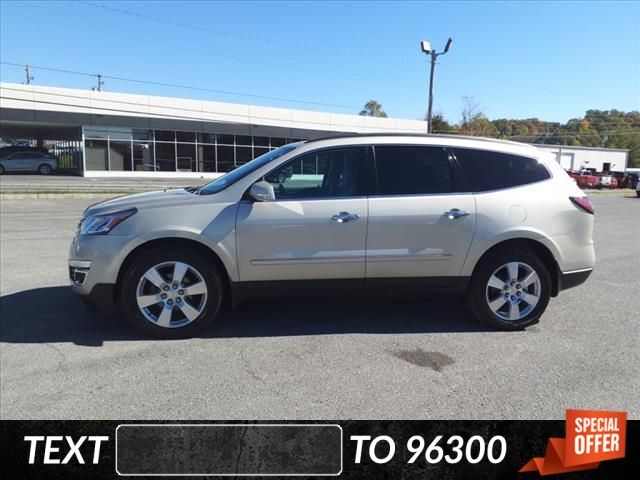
[366, 145, 476, 284]
[24, 153, 44, 171]
[236, 146, 369, 283]
[2, 153, 25, 171]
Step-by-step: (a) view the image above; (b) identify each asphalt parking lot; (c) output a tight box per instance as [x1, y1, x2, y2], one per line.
[1, 194, 638, 420]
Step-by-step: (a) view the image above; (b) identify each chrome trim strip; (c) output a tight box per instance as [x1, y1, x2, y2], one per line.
[251, 256, 365, 266]
[562, 267, 594, 275]
[69, 260, 92, 269]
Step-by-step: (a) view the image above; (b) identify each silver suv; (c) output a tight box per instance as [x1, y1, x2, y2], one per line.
[69, 135, 595, 338]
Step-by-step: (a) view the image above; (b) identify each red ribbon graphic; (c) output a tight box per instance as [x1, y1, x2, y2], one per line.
[519, 409, 626, 476]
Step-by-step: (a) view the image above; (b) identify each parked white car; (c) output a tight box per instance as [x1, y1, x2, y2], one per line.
[69, 135, 595, 338]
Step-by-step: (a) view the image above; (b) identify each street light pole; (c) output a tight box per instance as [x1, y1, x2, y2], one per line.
[426, 51, 436, 134]
[421, 38, 452, 134]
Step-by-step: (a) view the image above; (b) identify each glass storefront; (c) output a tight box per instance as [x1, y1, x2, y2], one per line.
[82, 126, 303, 173]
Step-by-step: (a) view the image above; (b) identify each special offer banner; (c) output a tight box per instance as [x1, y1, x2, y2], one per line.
[520, 409, 627, 475]
[1, 415, 637, 479]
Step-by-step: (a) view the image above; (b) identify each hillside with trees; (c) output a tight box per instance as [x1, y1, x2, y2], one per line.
[359, 99, 640, 167]
[431, 97, 640, 167]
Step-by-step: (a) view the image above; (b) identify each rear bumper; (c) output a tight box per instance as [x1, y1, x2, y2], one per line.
[72, 283, 116, 312]
[559, 268, 593, 292]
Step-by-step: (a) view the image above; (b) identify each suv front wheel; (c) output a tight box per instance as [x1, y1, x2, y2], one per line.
[120, 248, 223, 338]
[467, 247, 551, 330]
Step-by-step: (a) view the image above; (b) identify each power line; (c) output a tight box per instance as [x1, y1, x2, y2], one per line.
[0, 7, 424, 92]
[0, 61, 360, 109]
[74, 0, 413, 64]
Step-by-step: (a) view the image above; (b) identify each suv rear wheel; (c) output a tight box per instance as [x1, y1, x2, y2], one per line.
[467, 247, 551, 330]
[120, 248, 223, 338]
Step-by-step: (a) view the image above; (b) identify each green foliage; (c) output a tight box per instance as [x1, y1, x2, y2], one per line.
[359, 100, 388, 118]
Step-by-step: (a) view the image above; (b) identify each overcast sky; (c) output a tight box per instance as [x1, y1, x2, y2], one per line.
[1, 1, 638, 123]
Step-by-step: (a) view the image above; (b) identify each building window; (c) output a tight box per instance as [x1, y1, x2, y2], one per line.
[218, 134, 235, 145]
[109, 141, 133, 171]
[84, 128, 108, 139]
[217, 145, 234, 172]
[85, 140, 108, 170]
[155, 142, 176, 172]
[236, 135, 252, 146]
[253, 136, 269, 147]
[254, 147, 269, 159]
[133, 129, 153, 141]
[108, 128, 132, 141]
[198, 144, 216, 172]
[197, 132, 216, 144]
[133, 142, 155, 171]
[235, 146, 253, 166]
[176, 131, 195, 142]
[177, 143, 196, 172]
[155, 130, 175, 142]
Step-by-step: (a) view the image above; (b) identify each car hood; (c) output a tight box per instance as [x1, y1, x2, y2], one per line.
[84, 188, 198, 216]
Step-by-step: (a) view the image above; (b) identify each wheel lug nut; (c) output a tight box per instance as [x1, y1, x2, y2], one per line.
[511, 295, 516, 301]
[167, 299, 173, 305]
[163, 285, 169, 291]
[178, 289, 184, 295]
[161, 293, 167, 299]
[517, 291, 521, 297]
[176, 297, 182, 303]
[516, 284, 521, 289]
[172, 283, 178, 289]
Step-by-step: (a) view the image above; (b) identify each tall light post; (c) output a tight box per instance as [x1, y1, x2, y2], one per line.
[421, 38, 452, 133]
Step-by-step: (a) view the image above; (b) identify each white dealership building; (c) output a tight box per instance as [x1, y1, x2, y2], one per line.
[0, 81, 629, 177]
[0, 82, 426, 177]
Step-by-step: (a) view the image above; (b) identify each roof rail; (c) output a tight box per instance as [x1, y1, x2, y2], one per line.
[304, 132, 531, 147]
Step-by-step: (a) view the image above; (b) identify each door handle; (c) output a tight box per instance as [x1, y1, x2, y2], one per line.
[444, 208, 470, 219]
[332, 212, 360, 223]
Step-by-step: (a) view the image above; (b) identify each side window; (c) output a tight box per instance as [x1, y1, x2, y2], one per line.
[265, 148, 366, 200]
[374, 145, 453, 195]
[452, 148, 550, 192]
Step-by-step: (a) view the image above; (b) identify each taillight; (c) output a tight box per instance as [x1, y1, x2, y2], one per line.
[570, 196, 594, 215]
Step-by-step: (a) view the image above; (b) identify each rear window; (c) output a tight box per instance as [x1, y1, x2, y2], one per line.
[374, 145, 453, 195]
[451, 148, 550, 192]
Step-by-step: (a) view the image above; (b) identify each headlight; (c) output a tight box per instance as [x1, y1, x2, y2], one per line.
[79, 208, 137, 235]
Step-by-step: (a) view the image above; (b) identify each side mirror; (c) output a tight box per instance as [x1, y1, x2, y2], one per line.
[248, 180, 276, 202]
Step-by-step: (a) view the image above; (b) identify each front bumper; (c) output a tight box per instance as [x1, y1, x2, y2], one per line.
[68, 231, 142, 308]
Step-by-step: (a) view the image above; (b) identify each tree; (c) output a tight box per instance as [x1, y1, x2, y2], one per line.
[459, 95, 483, 133]
[458, 96, 497, 136]
[359, 100, 388, 117]
[428, 112, 453, 133]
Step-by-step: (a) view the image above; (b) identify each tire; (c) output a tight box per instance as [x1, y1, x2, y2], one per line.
[120, 248, 223, 339]
[38, 164, 52, 175]
[466, 247, 551, 330]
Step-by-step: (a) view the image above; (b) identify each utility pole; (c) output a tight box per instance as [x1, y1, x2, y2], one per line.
[95, 74, 104, 92]
[421, 38, 452, 133]
[24, 64, 33, 85]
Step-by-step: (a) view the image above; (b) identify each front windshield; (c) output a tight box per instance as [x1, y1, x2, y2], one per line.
[198, 143, 302, 195]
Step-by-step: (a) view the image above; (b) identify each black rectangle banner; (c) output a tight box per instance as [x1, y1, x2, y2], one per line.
[1, 420, 638, 479]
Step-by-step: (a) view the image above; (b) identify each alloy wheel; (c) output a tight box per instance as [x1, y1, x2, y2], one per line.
[485, 261, 541, 322]
[136, 261, 208, 328]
